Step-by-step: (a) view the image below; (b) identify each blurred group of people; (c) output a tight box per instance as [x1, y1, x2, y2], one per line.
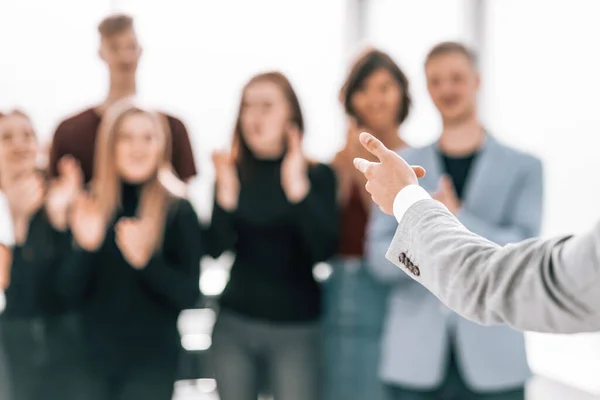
[0, 12, 543, 400]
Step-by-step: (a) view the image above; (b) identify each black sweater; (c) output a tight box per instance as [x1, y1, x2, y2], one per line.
[208, 159, 339, 322]
[58, 184, 203, 374]
[2, 210, 72, 319]
[439, 150, 479, 200]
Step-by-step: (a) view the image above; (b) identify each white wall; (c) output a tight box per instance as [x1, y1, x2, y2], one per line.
[364, 0, 472, 147]
[114, 0, 346, 162]
[480, 0, 600, 394]
[0, 0, 111, 144]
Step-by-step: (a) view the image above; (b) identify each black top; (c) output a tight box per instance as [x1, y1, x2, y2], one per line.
[208, 159, 339, 323]
[439, 151, 479, 200]
[2, 210, 72, 319]
[57, 183, 203, 375]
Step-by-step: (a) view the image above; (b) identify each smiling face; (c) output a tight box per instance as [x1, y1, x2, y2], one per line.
[114, 111, 163, 183]
[350, 67, 404, 132]
[426, 51, 479, 125]
[0, 113, 38, 178]
[239, 80, 291, 159]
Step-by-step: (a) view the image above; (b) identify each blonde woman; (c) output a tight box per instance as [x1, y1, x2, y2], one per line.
[59, 100, 203, 400]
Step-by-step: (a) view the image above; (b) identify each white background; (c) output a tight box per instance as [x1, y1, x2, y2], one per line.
[480, 0, 600, 393]
[1, 0, 600, 396]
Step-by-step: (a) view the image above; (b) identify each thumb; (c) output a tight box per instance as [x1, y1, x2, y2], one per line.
[358, 132, 392, 162]
[411, 165, 426, 179]
[287, 124, 302, 154]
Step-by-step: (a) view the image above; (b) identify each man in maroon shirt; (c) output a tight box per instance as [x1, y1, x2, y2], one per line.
[49, 14, 197, 183]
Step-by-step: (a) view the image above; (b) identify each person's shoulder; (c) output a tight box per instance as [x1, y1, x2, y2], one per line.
[162, 113, 188, 133]
[491, 136, 542, 170]
[54, 107, 98, 134]
[397, 143, 433, 162]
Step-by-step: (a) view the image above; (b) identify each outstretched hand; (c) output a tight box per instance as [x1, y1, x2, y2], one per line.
[353, 132, 426, 214]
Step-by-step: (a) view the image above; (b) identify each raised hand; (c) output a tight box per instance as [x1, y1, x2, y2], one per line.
[4, 173, 45, 220]
[212, 150, 240, 211]
[353, 132, 426, 214]
[0, 246, 11, 290]
[70, 193, 106, 251]
[281, 124, 310, 203]
[115, 217, 154, 269]
[432, 175, 461, 215]
[46, 156, 83, 230]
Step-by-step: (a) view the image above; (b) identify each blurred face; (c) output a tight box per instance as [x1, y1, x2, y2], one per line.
[99, 28, 141, 80]
[351, 68, 403, 132]
[115, 112, 162, 183]
[240, 81, 291, 158]
[426, 52, 479, 124]
[0, 114, 38, 177]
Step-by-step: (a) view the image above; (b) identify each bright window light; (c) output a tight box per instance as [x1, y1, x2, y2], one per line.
[181, 333, 212, 351]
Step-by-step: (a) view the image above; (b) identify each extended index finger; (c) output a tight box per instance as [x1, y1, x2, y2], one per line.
[353, 157, 376, 176]
[358, 132, 392, 162]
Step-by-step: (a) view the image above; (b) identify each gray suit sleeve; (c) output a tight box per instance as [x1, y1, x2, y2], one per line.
[457, 159, 543, 245]
[385, 199, 600, 333]
[366, 204, 413, 283]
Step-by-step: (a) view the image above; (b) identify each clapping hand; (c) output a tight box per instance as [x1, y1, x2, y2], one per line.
[46, 156, 83, 230]
[212, 150, 240, 211]
[281, 124, 310, 203]
[4, 174, 44, 220]
[0, 246, 12, 290]
[432, 175, 461, 215]
[115, 218, 154, 269]
[70, 192, 105, 251]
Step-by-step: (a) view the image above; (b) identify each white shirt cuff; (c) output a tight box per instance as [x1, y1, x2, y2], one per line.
[392, 185, 431, 223]
[0, 192, 14, 247]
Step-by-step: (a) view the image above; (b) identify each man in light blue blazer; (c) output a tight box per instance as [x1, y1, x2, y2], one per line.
[366, 42, 543, 400]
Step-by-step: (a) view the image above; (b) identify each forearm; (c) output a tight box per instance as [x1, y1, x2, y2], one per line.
[137, 256, 201, 311]
[387, 199, 600, 333]
[206, 201, 237, 258]
[0, 193, 15, 247]
[0, 246, 11, 290]
[366, 206, 413, 284]
[12, 216, 31, 245]
[457, 209, 534, 245]
[367, 240, 412, 283]
[292, 188, 339, 263]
